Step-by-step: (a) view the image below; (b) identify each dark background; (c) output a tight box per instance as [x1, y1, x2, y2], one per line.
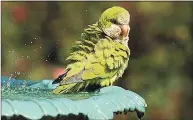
[2, 2, 193, 120]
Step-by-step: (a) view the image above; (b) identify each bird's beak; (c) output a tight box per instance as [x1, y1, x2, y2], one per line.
[120, 25, 129, 37]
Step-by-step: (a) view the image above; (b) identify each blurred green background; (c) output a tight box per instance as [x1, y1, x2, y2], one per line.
[1, 1, 193, 120]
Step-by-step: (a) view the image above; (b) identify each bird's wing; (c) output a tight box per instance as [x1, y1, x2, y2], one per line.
[80, 38, 130, 86]
[53, 37, 130, 86]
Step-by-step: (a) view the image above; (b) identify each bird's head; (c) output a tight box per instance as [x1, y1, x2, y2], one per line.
[98, 6, 130, 40]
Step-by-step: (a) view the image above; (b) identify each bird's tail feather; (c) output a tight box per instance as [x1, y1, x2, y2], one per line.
[52, 83, 77, 94]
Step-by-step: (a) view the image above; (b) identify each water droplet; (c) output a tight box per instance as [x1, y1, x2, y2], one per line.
[5, 32, 7, 34]
[9, 51, 11, 52]
[86, 10, 87, 11]
[31, 41, 33, 44]
[27, 56, 29, 58]
[45, 59, 48, 62]
[12, 50, 15, 52]
[40, 47, 42, 49]
[21, 80, 27, 88]
[7, 74, 13, 87]
[34, 49, 36, 51]
[25, 44, 27, 45]
[17, 72, 21, 75]
[34, 37, 37, 40]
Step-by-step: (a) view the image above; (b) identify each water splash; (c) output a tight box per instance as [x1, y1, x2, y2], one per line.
[6, 74, 13, 88]
[1, 76, 95, 101]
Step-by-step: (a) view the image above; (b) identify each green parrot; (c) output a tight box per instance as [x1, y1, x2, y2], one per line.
[52, 6, 130, 94]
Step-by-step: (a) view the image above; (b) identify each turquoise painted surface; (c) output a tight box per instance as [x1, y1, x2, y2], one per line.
[1, 76, 147, 120]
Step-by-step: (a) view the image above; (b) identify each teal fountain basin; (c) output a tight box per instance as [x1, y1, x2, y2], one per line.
[1, 76, 147, 120]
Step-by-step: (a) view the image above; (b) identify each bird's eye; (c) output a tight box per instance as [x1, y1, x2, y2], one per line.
[111, 19, 117, 24]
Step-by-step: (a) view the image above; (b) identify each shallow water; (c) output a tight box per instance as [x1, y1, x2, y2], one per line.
[2, 86, 96, 101]
[1, 76, 96, 101]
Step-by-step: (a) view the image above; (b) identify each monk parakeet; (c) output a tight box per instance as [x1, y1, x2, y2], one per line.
[52, 6, 130, 94]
